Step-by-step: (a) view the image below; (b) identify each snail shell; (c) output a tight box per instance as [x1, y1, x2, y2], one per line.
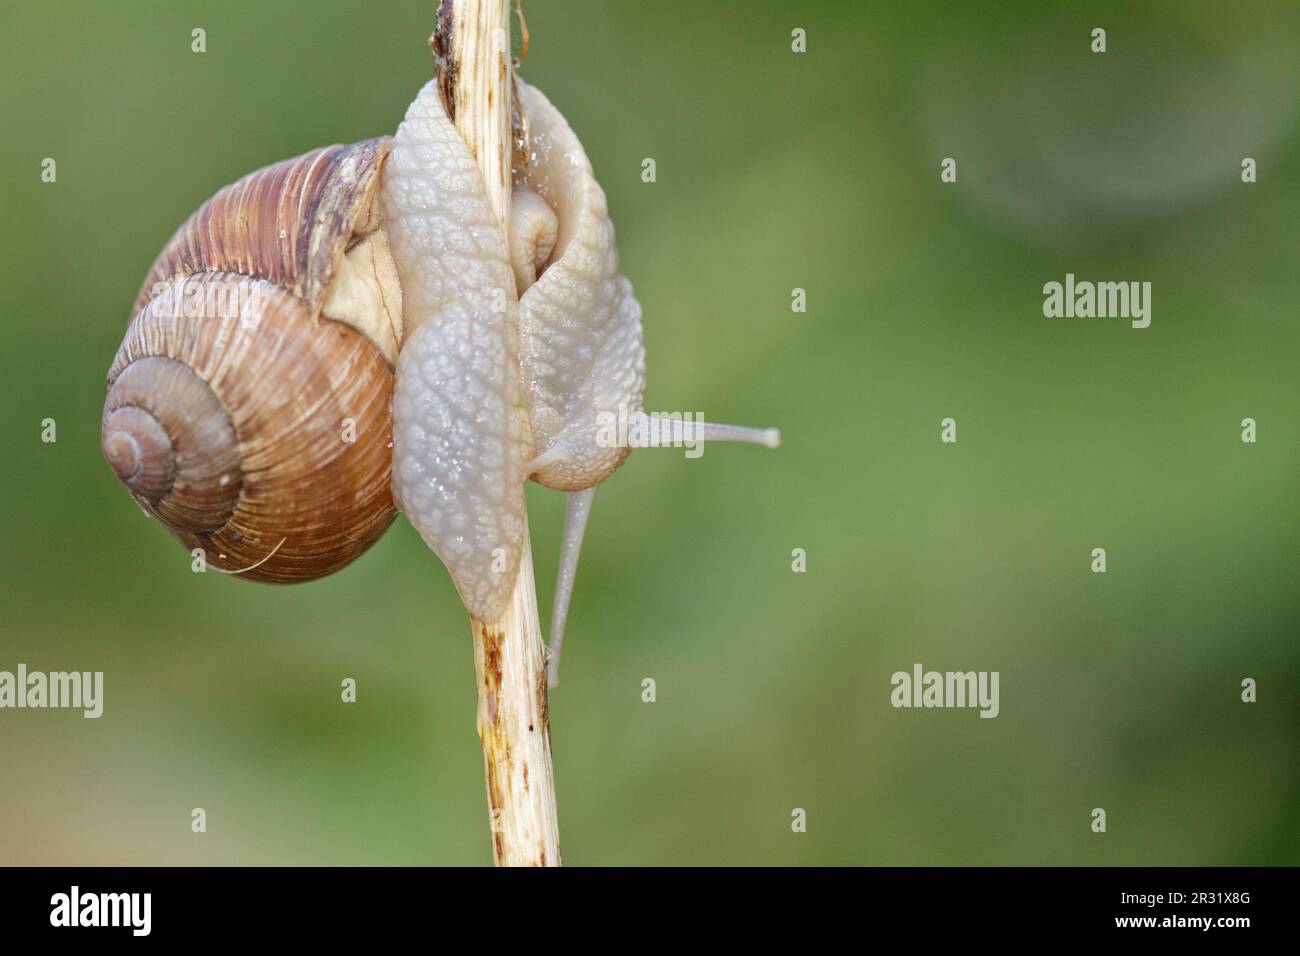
[102, 139, 401, 582]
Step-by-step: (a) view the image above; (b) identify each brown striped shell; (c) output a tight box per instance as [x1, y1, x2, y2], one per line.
[102, 139, 399, 583]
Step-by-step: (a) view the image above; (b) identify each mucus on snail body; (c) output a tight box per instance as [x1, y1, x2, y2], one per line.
[103, 76, 779, 682]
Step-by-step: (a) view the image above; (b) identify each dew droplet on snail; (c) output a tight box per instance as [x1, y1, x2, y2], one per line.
[101, 76, 780, 684]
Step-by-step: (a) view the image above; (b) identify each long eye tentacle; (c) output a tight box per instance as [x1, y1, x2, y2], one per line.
[631, 413, 782, 450]
[545, 485, 598, 688]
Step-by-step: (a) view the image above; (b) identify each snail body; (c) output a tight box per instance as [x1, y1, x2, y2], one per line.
[104, 71, 778, 678]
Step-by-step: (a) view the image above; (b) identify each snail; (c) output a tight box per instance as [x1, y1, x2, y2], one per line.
[102, 74, 779, 681]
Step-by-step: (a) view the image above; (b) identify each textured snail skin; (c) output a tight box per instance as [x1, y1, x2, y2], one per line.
[379, 77, 653, 620]
[381, 80, 532, 622]
[379, 76, 660, 621]
[506, 186, 558, 294]
[513, 80, 647, 493]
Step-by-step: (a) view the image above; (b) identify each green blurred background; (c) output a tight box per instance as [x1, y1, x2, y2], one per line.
[1, 0, 1297, 865]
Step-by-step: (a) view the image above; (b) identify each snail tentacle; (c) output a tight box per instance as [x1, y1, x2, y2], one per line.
[544, 486, 597, 688]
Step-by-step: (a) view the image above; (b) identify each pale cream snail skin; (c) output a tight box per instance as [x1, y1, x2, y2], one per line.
[102, 74, 780, 684]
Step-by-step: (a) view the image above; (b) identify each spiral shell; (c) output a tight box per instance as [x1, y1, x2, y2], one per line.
[102, 140, 400, 582]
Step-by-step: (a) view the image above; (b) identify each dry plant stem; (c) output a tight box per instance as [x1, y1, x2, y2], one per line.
[470, 524, 560, 866]
[441, 0, 561, 867]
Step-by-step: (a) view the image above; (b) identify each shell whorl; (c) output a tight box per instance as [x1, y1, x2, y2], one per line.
[103, 356, 241, 531]
[104, 140, 399, 583]
[103, 406, 179, 502]
[134, 139, 392, 320]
